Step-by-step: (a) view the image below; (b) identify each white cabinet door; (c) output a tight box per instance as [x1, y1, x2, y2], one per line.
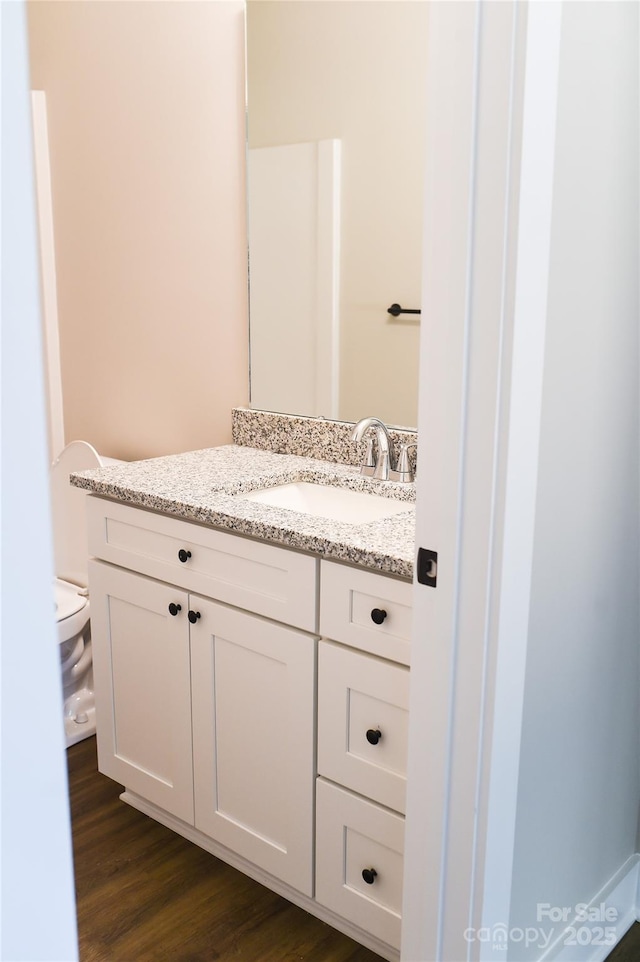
[191, 597, 316, 895]
[89, 560, 194, 824]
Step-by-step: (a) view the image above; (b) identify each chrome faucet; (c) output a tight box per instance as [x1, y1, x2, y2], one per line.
[351, 417, 394, 481]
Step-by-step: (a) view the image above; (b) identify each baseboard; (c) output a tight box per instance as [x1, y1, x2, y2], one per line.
[537, 854, 639, 962]
[120, 789, 400, 962]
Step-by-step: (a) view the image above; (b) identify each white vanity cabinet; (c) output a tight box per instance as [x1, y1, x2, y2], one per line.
[86, 497, 414, 961]
[87, 497, 317, 895]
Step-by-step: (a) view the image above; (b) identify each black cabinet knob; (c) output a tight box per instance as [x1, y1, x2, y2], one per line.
[168, 603, 182, 617]
[178, 549, 192, 563]
[366, 728, 382, 745]
[371, 608, 387, 625]
[362, 868, 378, 885]
[188, 610, 201, 624]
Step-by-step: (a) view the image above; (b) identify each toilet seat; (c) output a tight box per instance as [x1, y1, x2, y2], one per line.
[55, 578, 87, 621]
[55, 577, 90, 645]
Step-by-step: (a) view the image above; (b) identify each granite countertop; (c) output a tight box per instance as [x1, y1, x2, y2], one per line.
[71, 444, 416, 579]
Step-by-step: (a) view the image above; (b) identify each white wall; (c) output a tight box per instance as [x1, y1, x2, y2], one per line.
[1, 3, 78, 959]
[509, 3, 639, 956]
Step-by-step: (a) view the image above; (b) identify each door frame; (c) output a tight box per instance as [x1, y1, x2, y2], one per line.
[402, 3, 563, 960]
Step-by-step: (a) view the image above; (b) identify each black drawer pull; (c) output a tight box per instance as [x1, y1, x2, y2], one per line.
[168, 603, 182, 617]
[188, 610, 201, 624]
[178, 549, 192, 563]
[366, 728, 382, 745]
[371, 608, 387, 625]
[362, 868, 378, 885]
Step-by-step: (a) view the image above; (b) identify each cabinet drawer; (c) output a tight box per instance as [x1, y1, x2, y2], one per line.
[87, 497, 318, 631]
[316, 778, 404, 951]
[320, 561, 412, 665]
[318, 642, 409, 814]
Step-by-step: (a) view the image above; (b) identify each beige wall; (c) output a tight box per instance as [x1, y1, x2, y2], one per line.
[247, 1, 428, 429]
[27, 0, 249, 461]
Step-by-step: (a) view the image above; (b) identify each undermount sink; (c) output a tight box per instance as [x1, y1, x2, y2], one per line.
[236, 481, 412, 525]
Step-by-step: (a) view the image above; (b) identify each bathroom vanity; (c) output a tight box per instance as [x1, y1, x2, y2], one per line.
[73, 426, 416, 961]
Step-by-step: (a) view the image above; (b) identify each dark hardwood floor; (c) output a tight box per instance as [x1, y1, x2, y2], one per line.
[67, 737, 383, 962]
[605, 923, 640, 962]
[69, 737, 640, 962]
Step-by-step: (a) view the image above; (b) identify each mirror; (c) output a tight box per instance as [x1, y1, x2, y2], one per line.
[246, 0, 428, 430]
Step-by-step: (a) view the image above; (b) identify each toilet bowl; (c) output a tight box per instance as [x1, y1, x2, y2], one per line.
[56, 577, 93, 745]
[51, 440, 120, 748]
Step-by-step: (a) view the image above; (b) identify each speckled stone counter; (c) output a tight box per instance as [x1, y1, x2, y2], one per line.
[71, 445, 416, 579]
[232, 407, 418, 474]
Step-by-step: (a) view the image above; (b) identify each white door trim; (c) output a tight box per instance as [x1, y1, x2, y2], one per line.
[31, 89, 65, 461]
[315, 138, 341, 419]
[402, 3, 484, 959]
[479, 6, 563, 958]
[248, 139, 341, 419]
[402, 3, 563, 960]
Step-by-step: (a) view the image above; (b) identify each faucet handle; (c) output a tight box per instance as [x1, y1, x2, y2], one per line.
[390, 442, 417, 483]
[360, 436, 376, 477]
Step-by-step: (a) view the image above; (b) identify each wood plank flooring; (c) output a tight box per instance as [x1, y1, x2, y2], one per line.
[69, 737, 639, 962]
[604, 923, 640, 962]
[68, 737, 383, 962]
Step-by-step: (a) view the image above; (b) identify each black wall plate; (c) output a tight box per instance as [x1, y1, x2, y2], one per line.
[417, 547, 438, 587]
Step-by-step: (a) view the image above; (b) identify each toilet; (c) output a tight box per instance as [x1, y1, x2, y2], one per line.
[51, 440, 114, 748]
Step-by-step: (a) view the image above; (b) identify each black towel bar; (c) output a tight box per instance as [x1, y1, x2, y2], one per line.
[387, 303, 421, 317]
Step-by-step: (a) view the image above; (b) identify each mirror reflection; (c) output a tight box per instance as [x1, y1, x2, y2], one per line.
[246, 0, 428, 429]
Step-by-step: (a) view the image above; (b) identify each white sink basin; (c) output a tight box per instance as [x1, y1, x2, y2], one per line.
[237, 481, 412, 525]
